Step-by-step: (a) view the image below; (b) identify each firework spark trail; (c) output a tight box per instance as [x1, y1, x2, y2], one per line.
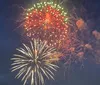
[64, 5, 100, 66]
[11, 39, 59, 85]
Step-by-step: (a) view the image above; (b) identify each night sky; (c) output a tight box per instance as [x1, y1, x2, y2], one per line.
[0, 0, 100, 85]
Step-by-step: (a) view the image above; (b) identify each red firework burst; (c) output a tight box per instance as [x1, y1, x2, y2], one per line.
[21, 2, 69, 49]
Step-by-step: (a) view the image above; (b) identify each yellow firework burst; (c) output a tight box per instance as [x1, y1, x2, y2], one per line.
[11, 39, 59, 85]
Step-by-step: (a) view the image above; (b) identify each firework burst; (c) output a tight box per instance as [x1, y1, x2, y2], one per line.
[20, 2, 69, 49]
[11, 39, 59, 85]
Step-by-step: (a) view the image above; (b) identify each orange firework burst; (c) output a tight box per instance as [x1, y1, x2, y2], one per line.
[21, 2, 69, 49]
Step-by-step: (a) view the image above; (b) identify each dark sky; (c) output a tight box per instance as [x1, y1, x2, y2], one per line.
[0, 0, 100, 85]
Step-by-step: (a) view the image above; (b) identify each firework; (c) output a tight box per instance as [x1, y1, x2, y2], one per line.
[21, 2, 69, 49]
[11, 39, 59, 85]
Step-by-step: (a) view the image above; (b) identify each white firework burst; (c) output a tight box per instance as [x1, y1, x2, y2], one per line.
[11, 39, 59, 85]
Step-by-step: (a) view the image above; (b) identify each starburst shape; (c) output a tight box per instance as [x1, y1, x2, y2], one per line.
[11, 39, 59, 85]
